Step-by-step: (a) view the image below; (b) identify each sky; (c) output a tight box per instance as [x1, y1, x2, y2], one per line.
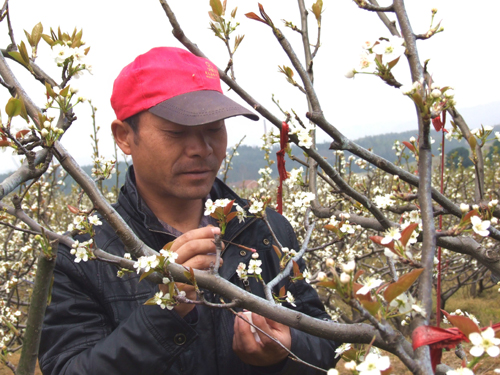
[1, 0, 500, 173]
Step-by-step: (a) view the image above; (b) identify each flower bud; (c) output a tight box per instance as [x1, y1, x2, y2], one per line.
[460, 203, 469, 213]
[472, 204, 479, 211]
[492, 217, 498, 225]
[341, 260, 356, 273]
[325, 258, 334, 267]
[344, 361, 357, 371]
[431, 89, 442, 98]
[43, 121, 51, 129]
[340, 272, 351, 284]
[317, 272, 327, 281]
[252, 252, 259, 259]
[41, 128, 49, 137]
[344, 68, 356, 79]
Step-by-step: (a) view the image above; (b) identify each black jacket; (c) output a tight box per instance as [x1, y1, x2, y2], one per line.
[39, 168, 339, 374]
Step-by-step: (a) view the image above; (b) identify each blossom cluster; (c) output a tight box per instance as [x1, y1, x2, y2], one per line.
[345, 36, 406, 78]
[91, 156, 117, 180]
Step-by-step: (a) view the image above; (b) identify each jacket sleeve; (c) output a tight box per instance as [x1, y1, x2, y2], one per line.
[39, 248, 197, 375]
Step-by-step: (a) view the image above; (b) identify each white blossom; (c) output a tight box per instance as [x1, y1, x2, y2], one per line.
[470, 216, 491, 236]
[446, 368, 474, 375]
[88, 215, 102, 226]
[469, 327, 500, 357]
[372, 36, 405, 64]
[357, 278, 383, 295]
[52, 44, 71, 64]
[285, 291, 296, 307]
[236, 262, 248, 281]
[247, 259, 262, 275]
[249, 200, 264, 214]
[133, 255, 160, 274]
[356, 353, 391, 375]
[204, 199, 216, 215]
[381, 227, 401, 245]
[159, 249, 178, 264]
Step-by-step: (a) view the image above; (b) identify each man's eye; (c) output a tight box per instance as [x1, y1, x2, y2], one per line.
[166, 131, 184, 136]
[208, 127, 222, 133]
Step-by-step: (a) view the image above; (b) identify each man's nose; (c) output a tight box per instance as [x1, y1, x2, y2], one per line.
[185, 130, 213, 158]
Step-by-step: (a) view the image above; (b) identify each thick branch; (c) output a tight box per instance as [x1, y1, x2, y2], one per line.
[15, 242, 58, 375]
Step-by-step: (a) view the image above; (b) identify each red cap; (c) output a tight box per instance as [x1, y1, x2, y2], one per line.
[111, 47, 258, 125]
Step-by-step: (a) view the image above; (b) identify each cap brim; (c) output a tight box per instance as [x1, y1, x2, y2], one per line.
[148, 90, 259, 126]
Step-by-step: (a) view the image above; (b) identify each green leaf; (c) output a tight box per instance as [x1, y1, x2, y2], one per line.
[24, 30, 33, 47]
[468, 134, 477, 150]
[59, 85, 70, 98]
[45, 81, 55, 98]
[383, 268, 424, 304]
[361, 299, 380, 316]
[41, 34, 54, 46]
[210, 0, 223, 16]
[19, 41, 30, 65]
[139, 268, 155, 282]
[5, 97, 22, 117]
[18, 97, 29, 123]
[7, 51, 28, 68]
[144, 296, 158, 306]
[32, 22, 43, 48]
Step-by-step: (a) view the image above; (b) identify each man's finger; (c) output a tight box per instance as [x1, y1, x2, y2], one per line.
[170, 227, 220, 252]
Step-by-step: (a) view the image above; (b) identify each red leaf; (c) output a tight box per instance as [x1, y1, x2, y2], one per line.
[292, 260, 301, 278]
[402, 141, 415, 152]
[353, 269, 364, 282]
[317, 280, 336, 289]
[353, 283, 373, 302]
[279, 285, 286, 298]
[0, 140, 11, 147]
[462, 210, 479, 223]
[370, 235, 395, 252]
[225, 211, 237, 223]
[15, 129, 29, 139]
[383, 268, 424, 304]
[412, 324, 466, 371]
[441, 310, 480, 339]
[244, 12, 267, 23]
[223, 199, 235, 216]
[400, 223, 418, 248]
[432, 117, 443, 132]
[67, 204, 79, 214]
[272, 245, 282, 260]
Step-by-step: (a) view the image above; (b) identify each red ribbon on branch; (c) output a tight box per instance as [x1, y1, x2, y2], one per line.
[276, 121, 289, 214]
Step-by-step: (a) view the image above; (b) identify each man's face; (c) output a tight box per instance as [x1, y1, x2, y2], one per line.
[125, 112, 227, 204]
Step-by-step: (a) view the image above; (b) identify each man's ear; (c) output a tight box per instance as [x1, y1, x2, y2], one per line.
[111, 119, 134, 155]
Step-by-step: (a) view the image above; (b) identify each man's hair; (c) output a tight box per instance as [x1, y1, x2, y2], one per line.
[123, 112, 142, 134]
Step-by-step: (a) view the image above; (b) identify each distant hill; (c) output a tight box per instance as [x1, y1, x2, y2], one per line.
[1, 124, 499, 189]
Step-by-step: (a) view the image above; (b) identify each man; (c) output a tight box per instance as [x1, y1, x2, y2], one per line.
[39, 47, 339, 374]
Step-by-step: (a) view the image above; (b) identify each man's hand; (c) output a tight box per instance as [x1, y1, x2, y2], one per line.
[159, 226, 222, 317]
[233, 312, 291, 367]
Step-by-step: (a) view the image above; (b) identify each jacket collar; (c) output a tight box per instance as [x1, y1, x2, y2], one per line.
[118, 166, 252, 241]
